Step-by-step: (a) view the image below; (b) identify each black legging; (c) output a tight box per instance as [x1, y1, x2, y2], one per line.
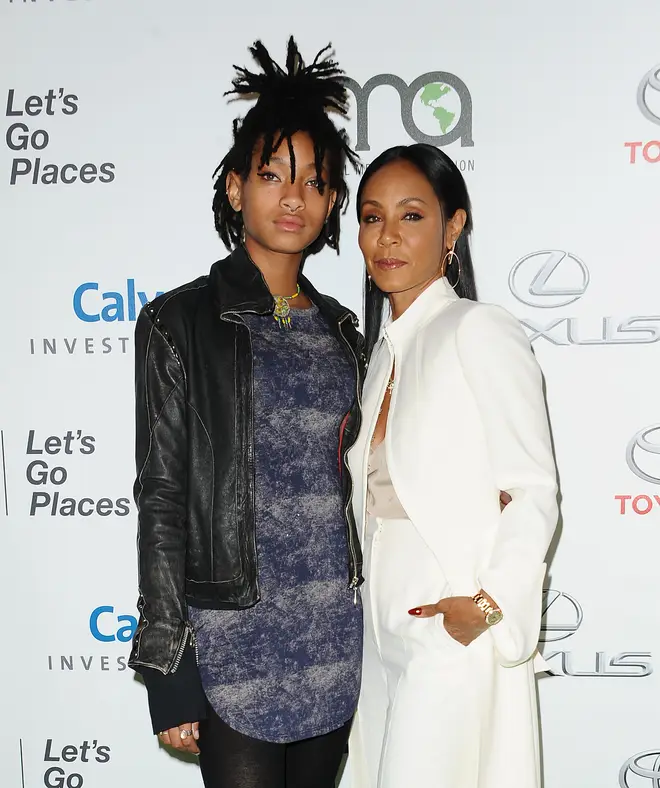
[198, 703, 352, 788]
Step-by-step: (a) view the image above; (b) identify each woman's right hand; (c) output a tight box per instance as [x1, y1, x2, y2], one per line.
[158, 722, 200, 754]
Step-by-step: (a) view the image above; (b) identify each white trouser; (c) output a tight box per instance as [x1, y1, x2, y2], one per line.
[356, 515, 486, 788]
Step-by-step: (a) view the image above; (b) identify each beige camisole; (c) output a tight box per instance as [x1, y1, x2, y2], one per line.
[366, 441, 409, 518]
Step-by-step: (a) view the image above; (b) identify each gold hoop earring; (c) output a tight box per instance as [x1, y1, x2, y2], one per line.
[442, 243, 462, 288]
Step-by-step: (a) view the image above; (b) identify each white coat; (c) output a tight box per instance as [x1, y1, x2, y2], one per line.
[345, 277, 559, 788]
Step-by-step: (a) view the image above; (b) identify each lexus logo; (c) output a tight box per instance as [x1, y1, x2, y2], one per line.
[539, 589, 583, 642]
[620, 751, 660, 787]
[638, 64, 660, 125]
[627, 425, 660, 485]
[508, 250, 590, 308]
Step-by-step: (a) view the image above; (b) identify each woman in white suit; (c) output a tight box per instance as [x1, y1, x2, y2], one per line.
[346, 144, 559, 788]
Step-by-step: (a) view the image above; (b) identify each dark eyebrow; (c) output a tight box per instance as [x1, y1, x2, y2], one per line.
[360, 197, 428, 209]
[264, 156, 319, 171]
[397, 196, 428, 206]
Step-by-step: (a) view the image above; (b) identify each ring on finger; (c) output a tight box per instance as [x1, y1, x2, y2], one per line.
[180, 729, 194, 739]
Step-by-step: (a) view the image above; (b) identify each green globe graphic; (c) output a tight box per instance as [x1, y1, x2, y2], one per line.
[419, 83, 456, 134]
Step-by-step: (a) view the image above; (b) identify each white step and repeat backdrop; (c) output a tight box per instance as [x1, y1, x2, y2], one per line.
[2, 1, 659, 786]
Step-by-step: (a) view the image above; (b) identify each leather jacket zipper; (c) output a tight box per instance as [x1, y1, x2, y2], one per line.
[338, 313, 362, 602]
[170, 624, 197, 673]
[221, 308, 271, 604]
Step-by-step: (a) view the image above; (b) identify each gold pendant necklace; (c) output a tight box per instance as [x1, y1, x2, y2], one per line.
[273, 284, 301, 329]
[386, 364, 395, 392]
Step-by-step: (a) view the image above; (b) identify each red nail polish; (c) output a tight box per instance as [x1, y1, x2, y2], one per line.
[408, 608, 422, 616]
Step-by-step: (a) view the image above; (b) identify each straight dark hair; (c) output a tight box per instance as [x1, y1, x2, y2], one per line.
[357, 144, 477, 358]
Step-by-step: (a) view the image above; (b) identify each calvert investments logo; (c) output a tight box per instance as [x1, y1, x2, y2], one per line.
[344, 71, 473, 157]
[28, 279, 163, 357]
[625, 63, 660, 164]
[508, 250, 660, 345]
[620, 750, 660, 787]
[46, 606, 134, 673]
[89, 605, 137, 643]
[539, 588, 652, 677]
[73, 279, 163, 323]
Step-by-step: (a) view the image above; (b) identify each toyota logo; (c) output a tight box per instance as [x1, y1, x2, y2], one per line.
[638, 64, 660, 126]
[508, 250, 590, 308]
[620, 751, 660, 787]
[626, 425, 660, 485]
[539, 589, 583, 642]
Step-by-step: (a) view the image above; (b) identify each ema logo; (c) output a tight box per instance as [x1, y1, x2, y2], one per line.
[344, 72, 473, 152]
[508, 250, 660, 345]
[73, 280, 163, 322]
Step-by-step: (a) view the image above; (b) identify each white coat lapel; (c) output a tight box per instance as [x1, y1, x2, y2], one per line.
[347, 337, 393, 540]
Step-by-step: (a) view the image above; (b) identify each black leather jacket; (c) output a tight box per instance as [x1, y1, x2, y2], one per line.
[128, 247, 365, 675]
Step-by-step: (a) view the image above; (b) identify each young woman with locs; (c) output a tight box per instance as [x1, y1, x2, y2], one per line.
[127, 39, 364, 788]
[346, 144, 559, 788]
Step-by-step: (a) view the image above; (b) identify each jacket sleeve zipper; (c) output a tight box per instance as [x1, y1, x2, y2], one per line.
[170, 624, 197, 673]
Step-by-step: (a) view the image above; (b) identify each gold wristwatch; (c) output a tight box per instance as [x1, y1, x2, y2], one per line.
[472, 593, 503, 626]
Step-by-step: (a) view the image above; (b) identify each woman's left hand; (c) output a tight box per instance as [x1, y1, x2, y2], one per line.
[409, 596, 488, 646]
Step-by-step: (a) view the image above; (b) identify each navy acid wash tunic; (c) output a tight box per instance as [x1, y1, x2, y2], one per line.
[189, 303, 362, 743]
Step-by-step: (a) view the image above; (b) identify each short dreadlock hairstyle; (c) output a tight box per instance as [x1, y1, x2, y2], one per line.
[212, 37, 360, 257]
